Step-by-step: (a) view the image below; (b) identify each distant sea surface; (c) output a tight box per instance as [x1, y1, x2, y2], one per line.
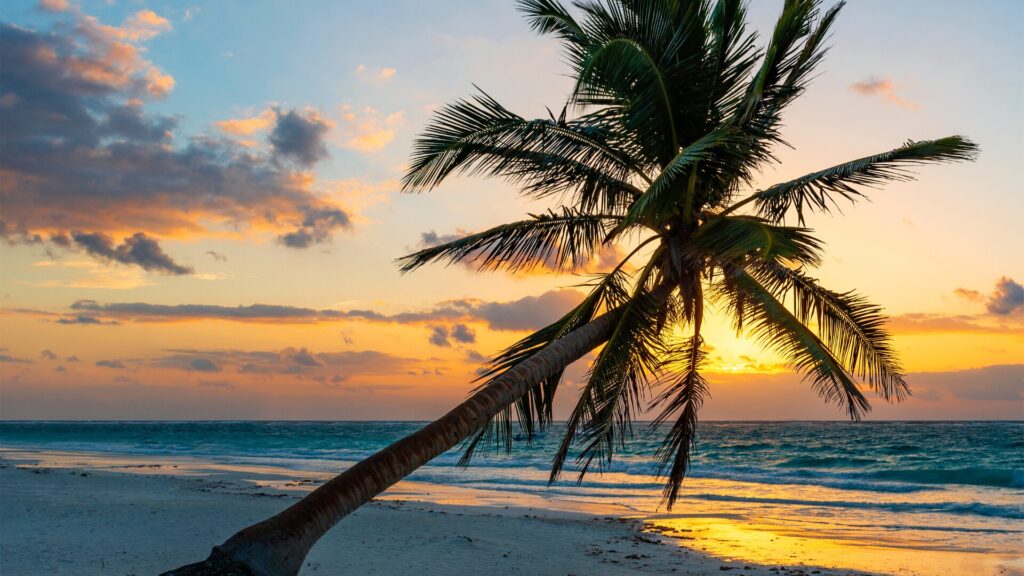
[2, 421, 1022, 573]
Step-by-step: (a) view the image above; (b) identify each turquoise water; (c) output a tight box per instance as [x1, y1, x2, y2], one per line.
[1, 421, 1020, 495]
[2, 421, 1022, 572]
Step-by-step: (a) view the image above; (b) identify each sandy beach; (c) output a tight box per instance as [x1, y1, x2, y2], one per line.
[0, 449, 877, 576]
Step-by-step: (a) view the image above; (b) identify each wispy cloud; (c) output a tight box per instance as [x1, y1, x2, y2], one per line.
[25, 259, 156, 290]
[213, 108, 278, 136]
[37, 0, 69, 12]
[849, 76, 919, 109]
[56, 315, 120, 325]
[355, 64, 397, 81]
[41, 289, 583, 332]
[150, 347, 422, 382]
[887, 313, 1022, 335]
[337, 104, 404, 152]
[0, 354, 34, 364]
[954, 277, 1024, 317]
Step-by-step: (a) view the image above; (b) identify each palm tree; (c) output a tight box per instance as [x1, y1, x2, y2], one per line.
[163, 1, 977, 574]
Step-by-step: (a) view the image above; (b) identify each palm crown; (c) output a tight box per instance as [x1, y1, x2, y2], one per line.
[398, 0, 977, 507]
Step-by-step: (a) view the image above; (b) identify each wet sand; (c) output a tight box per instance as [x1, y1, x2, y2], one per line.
[0, 448, 886, 576]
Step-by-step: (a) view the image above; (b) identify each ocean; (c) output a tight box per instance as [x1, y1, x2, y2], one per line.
[2, 420, 1021, 574]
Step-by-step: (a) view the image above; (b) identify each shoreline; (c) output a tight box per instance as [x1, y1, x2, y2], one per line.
[0, 448, 876, 576]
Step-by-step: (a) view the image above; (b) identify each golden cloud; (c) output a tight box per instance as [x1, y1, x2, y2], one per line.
[337, 104, 404, 152]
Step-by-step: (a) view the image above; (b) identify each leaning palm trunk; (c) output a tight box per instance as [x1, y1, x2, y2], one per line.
[163, 304, 629, 576]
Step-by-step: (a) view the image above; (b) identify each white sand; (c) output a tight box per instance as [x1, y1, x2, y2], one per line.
[0, 450, 866, 576]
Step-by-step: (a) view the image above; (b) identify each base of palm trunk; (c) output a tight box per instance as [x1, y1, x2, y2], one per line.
[160, 548, 257, 576]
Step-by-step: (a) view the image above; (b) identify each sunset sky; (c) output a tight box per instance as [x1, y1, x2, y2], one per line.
[1, 0, 1021, 420]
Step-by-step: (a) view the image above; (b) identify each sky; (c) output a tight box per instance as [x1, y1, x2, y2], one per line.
[1, 0, 1021, 420]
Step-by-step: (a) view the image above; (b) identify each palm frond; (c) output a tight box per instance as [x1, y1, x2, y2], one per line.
[687, 214, 823, 268]
[615, 127, 744, 232]
[750, 263, 907, 401]
[748, 136, 979, 223]
[707, 0, 761, 124]
[730, 1, 843, 175]
[397, 208, 625, 274]
[713, 266, 869, 419]
[550, 256, 671, 482]
[402, 90, 646, 212]
[733, 0, 816, 128]
[576, 36, 681, 160]
[651, 333, 709, 508]
[459, 268, 634, 465]
[570, 0, 716, 167]
[781, 1, 843, 92]
[517, 0, 587, 44]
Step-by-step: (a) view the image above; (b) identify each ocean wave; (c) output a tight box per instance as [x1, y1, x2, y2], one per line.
[3, 421, 1022, 495]
[866, 467, 1024, 489]
[776, 455, 879, 468]
[5, 439, 1010, 494]
[685, 493, 1024, 520]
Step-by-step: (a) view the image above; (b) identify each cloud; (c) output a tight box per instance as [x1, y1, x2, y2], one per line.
[152, 347, 419, 380]
[0, 12, 352, 270]
[63, 289, 585, 332]
[214, 108, 277, 136]
[952, 277, 1024, 320]
[187, 358, 220, 373]
[419, 230, 465, 247]
[354, 64, 396, 81]
[269, 108, 332, 167]
[474, 290, 580, 331]
[198, 380, 234, 389]
[277, 206, 351, 249]
[73, 11, 175, 96]
[452, 323, 476, 344]
[849, 77, 919, 110]
[953, 287, 983, 302]
[905, 365, 1023, 402]
[67, 300, 378, 322]
[95, 359, 125, 369]
[428, 326, 450, 347]
[40, 350, 58, 360]
[119, 10, 173, 42]
[71, 231, 192, 275]
[22, 258, 156, 290]
[286, 347, 324, 367]
[0, 354, 33, 364]
[985, 277, 1024, 316]
[55, 315, 120, 325]
[337, 104, 403, 152]
[211, 107, 392, 224]
[887, 313, 1022, 335]
[38, 0, 70, 12]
